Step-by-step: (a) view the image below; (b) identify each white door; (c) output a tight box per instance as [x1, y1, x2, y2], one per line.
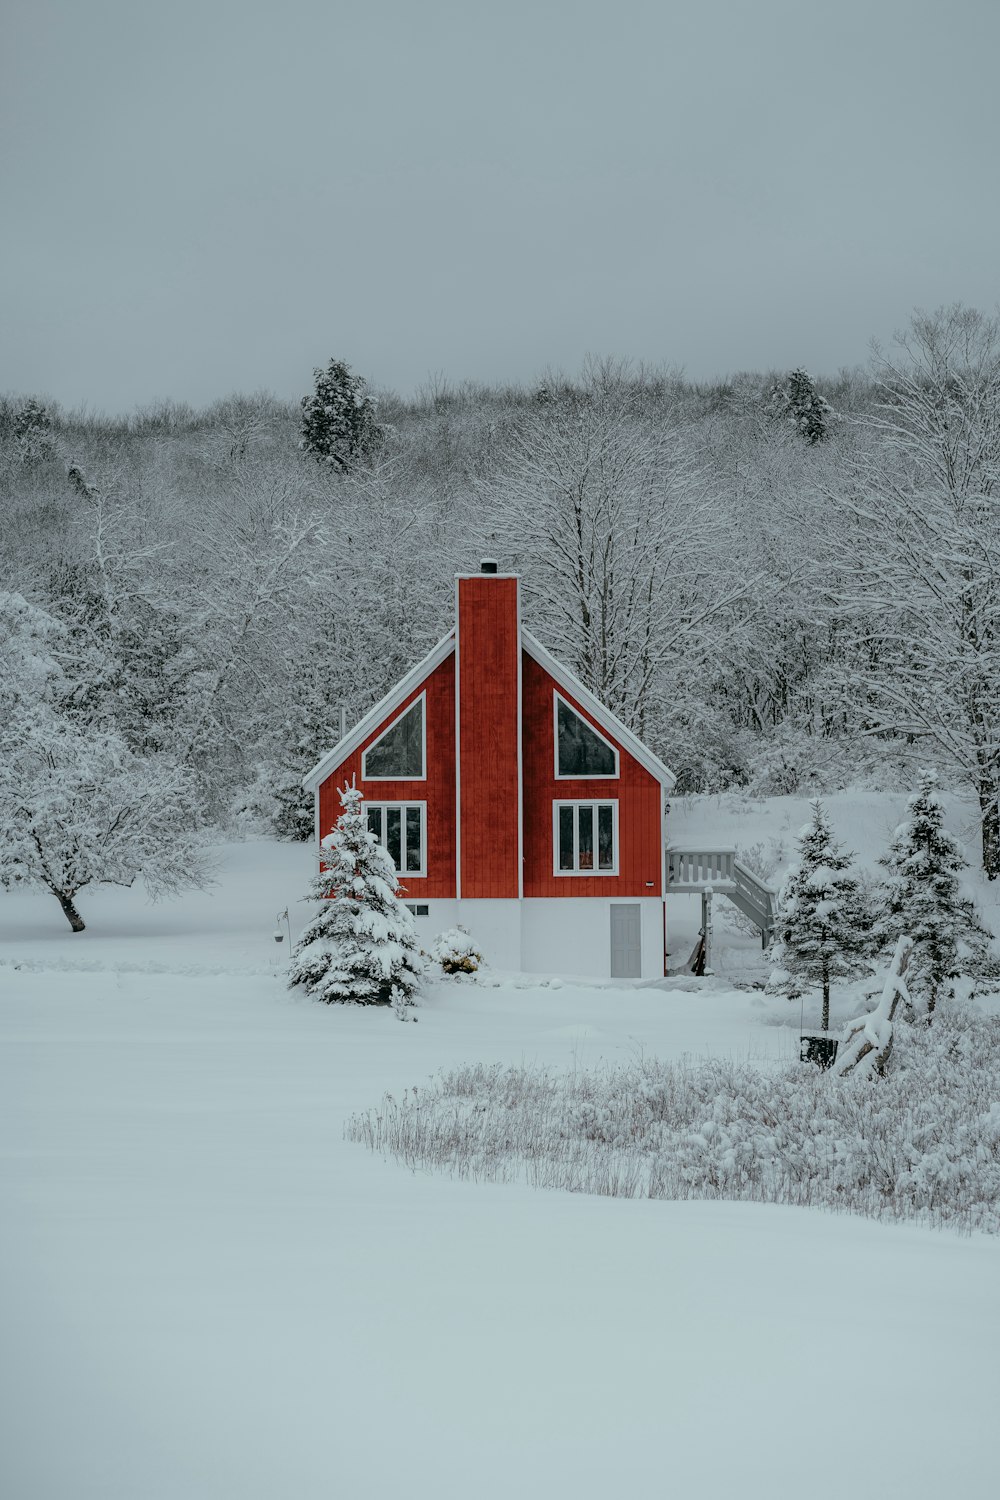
[610, 904, 642, 978]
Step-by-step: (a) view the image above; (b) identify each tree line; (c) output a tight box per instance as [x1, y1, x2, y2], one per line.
[2, 303, 999, 929]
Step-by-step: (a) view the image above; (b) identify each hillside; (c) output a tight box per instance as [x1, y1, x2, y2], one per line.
[5, 310, 1000, 886]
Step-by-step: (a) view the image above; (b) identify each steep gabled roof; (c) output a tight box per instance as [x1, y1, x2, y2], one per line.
[303, 624, 677, 794]
[302, 632, 455, 792]
[521, 629, 677, 790]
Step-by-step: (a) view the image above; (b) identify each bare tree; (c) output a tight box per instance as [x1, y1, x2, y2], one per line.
[0, 593, 212, 930]
[826, 306, 1000, 874]
[477, 370, 756, 745]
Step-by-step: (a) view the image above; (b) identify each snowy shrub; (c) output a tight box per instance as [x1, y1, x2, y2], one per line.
[348, 1004, 1000, 1233]
[745, 730, 844, 796]
[663, 702, 751, 795]
[743, 726, 912, 798]
[429, 927, 483, 975]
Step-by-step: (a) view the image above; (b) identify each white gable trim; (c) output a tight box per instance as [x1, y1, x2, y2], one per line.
[521, 629, 677, 790]
[302, 633, 455, 792]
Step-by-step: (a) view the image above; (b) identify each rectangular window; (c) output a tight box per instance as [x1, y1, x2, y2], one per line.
[386, 807, 402, 869]
[553, 801, 618, 876]
[406, 806, 421, 872]
[578, 804, 594, 870]
[366, 802, 426, 876]
[558, 805, 575, 870]
[598, 804, 614, 869]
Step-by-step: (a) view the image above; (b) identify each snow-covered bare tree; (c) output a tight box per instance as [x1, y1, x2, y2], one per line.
[48, 458, 196, 752]
[289, 785, 423, 1006]
[0, 593, 212, 931]
[769, 799, 870, 1031]
[875, 772, 997, 1016]
[826, 306, 1000, 875]
[477, 364, 756, 753]
[174, 455, 326, 809]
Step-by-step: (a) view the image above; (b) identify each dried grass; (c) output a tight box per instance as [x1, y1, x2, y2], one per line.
[347, 1008, 1000, 1233]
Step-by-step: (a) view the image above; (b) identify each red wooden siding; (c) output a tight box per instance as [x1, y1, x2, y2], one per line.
[457, 575, 521, 898]
[317, 652, 457, 899]
[521, 652, 662, 897]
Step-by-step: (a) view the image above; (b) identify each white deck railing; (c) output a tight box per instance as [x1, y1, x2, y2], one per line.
[666, 847, 736, 889]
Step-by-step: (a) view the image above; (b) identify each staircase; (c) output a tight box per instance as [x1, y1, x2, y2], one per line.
[666, 846, 777, 947]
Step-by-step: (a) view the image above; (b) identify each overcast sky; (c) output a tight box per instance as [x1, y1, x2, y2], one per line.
[2, 0, 997, 413]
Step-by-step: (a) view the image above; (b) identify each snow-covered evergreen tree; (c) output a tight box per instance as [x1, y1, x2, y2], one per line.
[769, 799, 870, 1030]
[12, 395, 55, 463]
[767, 368, 831, 444]
[289, 785, 423, 1006]
[875, 773, 998, 1017]
[300, 359, 382, 473]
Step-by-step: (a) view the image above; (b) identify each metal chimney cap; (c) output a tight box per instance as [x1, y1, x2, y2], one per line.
[480, 558, 499, 573]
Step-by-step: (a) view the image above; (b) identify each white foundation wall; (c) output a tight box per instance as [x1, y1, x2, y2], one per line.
[405, 900, 522, 971]
[408, 898, 665, 978]
[521, 898, 664, 980]
[454, 901, 524, 970]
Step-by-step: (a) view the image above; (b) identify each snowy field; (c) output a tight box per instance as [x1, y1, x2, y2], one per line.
[3, 816, 1000, 1499]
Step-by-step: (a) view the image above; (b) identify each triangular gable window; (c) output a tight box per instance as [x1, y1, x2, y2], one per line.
[555, 694, 618, 778]
[362, 694, 425, 780]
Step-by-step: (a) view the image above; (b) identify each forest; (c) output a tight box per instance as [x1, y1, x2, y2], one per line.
[2, 302, 999, 928]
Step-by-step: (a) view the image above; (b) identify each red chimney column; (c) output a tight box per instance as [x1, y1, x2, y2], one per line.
[455, 567, 521, 899]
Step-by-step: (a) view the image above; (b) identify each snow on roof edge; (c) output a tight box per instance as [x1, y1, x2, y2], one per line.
[303, 625, 676, 795]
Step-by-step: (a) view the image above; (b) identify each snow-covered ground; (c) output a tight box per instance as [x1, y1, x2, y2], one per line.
[3, 816, 999, 1499]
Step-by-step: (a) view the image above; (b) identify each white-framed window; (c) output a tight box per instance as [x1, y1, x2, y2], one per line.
[553, 800, 618, 875]
[553, 692, 618, 779]
[362, 693, 426, 781]
[366, 801, 426, 876]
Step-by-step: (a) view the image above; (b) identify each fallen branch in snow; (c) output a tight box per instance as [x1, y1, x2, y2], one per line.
[834, 935, 913, 1079]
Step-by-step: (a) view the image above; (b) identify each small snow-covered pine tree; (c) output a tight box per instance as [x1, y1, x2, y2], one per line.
[875, 772, 998, 1018]
[769, 799, 870, 1031]
[289, 784, 423, 1007]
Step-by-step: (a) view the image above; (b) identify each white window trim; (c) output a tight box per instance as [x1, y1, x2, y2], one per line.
[553, 691, 619, 780]
[361, 691, 427, 782]
[552, 799, 619, 877]
[365, 800, 427, 878]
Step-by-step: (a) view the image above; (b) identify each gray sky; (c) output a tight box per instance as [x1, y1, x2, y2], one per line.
[2, 0, 998, 413]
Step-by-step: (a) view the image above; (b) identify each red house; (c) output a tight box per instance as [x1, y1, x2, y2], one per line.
[304, 562, 677, 978]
